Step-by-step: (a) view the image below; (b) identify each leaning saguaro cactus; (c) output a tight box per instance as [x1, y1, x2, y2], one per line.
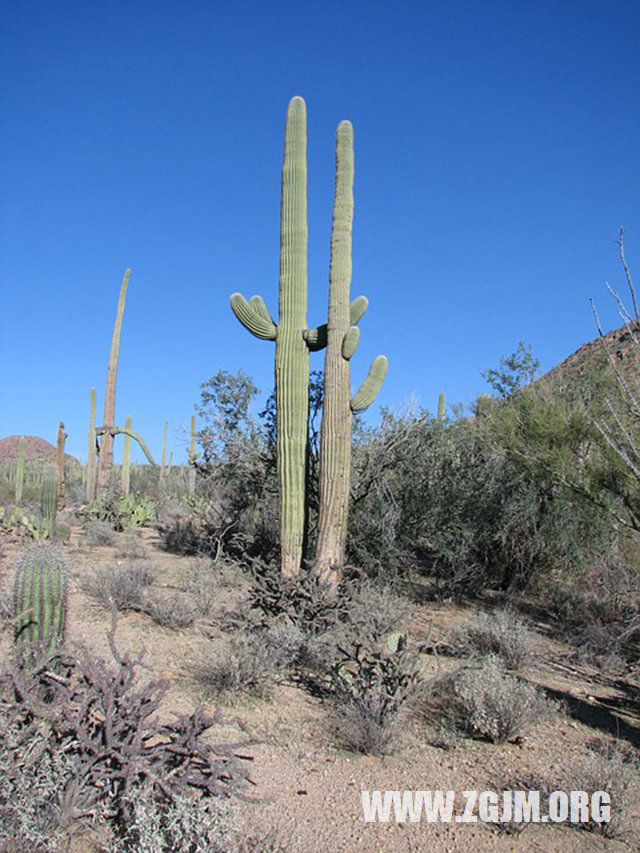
[13, 542, 68, 657]
[315, 121, 388, 582]
[97, 268, 131, 495]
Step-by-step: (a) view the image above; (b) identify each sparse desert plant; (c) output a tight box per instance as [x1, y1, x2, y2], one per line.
[116, 532, 147, 559]
[103, 782, 235, 853]
[191, 630, 290, 700]
[446, 608, 537, 670]
[421, 655, 554, 744]
[561, 739, 640, 838]
[247, 560, 357, 636]
[0, 629, 251, 851]
[328, 641, 421, 755]
[143, 592, 197, 629]
[85, 520, 117, 546]
[342, 580, 412, 647]
[82, 561, 155, 611]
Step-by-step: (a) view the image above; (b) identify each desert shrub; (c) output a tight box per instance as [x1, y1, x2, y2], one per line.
[342, 581, 413, 647]
[192, 631, 283, 700]
[446, 608, 537, 670]
[85, 519, 117, 546]
[116, 533, 147, 559]
[328, 641, 421, 755]
[0, 634, 250, 851]
[82, 561, 155, 611]
[555, 739, 639, 838]
[246, 561, 357, 636]
[104, 783, 235, 852]
[421, 656, 553, 744]
[143, 592, 197, 629]
[181, 557, 223, 617]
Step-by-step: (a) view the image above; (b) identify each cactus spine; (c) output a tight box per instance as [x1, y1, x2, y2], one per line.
[97, 269, 130, 495]
[121, 415, 132, 495]
[315, 121, 388, 581]
[230, 96, 311, 577]
[13, 543, 68, 656]
[87, 388, 97, 502]
[15, 436, 25, 504]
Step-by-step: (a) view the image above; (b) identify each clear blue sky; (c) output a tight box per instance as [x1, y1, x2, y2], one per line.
[1, 0, 638, 463]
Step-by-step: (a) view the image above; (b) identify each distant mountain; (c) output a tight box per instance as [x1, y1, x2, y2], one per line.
[0, 435, 80, 466]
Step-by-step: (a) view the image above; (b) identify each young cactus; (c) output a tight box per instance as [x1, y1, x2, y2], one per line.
[15, 435, 25, 504]
[40, 464, 58, 539]
[315, 120, 388, 582]
[13, 542, 68, 657]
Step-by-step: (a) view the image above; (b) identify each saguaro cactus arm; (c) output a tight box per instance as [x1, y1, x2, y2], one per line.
[351, 355, 389, 413]
[303, 295, 369, 350]
[95, 425, 157, 467]
[230, 292, 277, 340]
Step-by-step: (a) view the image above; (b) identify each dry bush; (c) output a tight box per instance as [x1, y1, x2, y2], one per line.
[0, 631, 252, 852]
[82, 561, 155, 611]
[191, 632, 282, 700]
[446, 608, 538, 670]
[328, 641, 421, 755]
[85, 520, 117, 546]
[561, 739, 640, 838]
[421, 655, 554, 744]
[115, 533, 147, 560]
[142, 592, 197, 630]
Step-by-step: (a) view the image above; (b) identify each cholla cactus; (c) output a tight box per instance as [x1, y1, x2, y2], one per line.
[13, 542, 68, 656]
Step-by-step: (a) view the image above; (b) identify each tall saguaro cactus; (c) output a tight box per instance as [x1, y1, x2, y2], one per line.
[97, 269, 130, 494]
[230, 96, 311, 578]
[56, 421, 67, 510]
[87, 388, 97, 502]
[315, 121, 388, 581]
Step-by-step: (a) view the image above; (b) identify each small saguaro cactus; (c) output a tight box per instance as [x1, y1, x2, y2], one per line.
[437, 392, 446, 422]
[160, 420, 168, 484]
[40, 464, 58, 539]
[87, 387, 97, 502]
[187, 414, 199, 495]
[13, 542, 68, 657]
[56, 421, 67, 510]
[15, 435, 25, 504]
[315, 120, 388, 581]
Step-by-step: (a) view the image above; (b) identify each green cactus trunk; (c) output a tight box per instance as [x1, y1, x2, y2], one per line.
[188, 414, 198, 495]
[87, 387, 97, 502]
[275, 97, 310, 577]
[230, 96, 310, 577]
[40, 465, 58, 539]
[13, 542, 68, 658]
[15, 436, 25, 505]
[315, 122, 388, 583]
[160, 419, 168, 485]
[121, 415, 132, 495]
[98, 269, 130, 495]
[55, 421, 66, 511]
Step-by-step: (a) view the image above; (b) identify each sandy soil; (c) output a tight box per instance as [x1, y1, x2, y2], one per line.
[1, 521, 638, 853]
